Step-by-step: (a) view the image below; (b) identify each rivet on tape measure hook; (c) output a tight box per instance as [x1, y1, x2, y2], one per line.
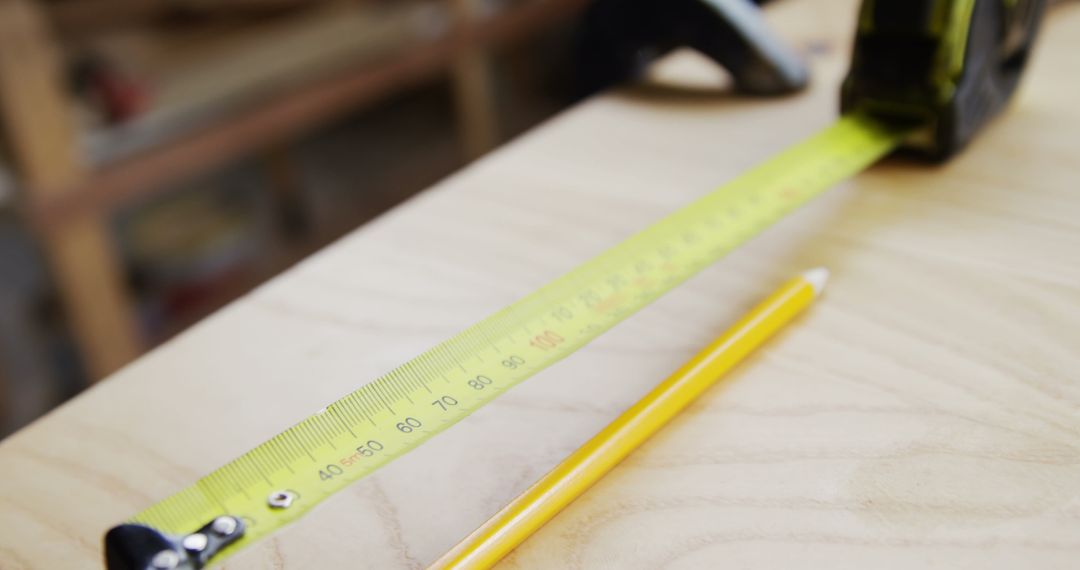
[103, 1, 1045, 568]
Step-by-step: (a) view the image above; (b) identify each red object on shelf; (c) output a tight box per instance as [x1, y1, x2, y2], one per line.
[93, 65, 152, 123]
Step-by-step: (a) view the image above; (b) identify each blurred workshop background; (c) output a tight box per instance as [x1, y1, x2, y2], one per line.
[0, 0, 598, 436]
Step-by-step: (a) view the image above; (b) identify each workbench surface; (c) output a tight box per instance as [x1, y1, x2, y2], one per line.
[3, 1, 1080, 568]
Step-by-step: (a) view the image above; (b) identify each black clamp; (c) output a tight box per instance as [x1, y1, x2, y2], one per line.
[575, 0, 809, 97]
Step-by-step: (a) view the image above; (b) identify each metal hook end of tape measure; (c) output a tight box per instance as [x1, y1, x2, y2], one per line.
[104, 516, 244, 570]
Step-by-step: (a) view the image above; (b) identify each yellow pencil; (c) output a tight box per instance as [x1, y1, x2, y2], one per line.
[428, 267, 830, 570]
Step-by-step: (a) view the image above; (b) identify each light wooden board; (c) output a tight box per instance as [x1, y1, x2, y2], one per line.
[3, 0, 1080, 568]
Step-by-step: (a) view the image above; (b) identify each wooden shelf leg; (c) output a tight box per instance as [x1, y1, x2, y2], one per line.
[0, 0, 141, 381]
[451, 0, 500, 160]
[39, 216, 141, 380]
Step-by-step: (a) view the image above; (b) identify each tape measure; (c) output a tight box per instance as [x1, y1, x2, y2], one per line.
[107, 113, 901, 568]
[105, 1, 1045, 568]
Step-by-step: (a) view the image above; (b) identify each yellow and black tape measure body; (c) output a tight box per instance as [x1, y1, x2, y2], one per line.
[104, 1, 1044, 568]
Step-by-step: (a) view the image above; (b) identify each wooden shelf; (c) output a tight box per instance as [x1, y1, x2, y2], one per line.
[0, 0, 587, 383]
[29, 0, 589, 230]
[77, 1, 437, 164]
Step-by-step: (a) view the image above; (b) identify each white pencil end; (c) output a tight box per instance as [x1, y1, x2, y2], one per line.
[802, 267, 830, 296]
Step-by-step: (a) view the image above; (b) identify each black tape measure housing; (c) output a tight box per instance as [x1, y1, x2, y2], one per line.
[841, 0, 1046, 160]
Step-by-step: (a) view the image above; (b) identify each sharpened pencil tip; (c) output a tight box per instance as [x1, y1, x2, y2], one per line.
[802, 267, 829, 296]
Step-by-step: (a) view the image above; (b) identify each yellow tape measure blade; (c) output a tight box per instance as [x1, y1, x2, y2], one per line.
[128, 112, 906, 563]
